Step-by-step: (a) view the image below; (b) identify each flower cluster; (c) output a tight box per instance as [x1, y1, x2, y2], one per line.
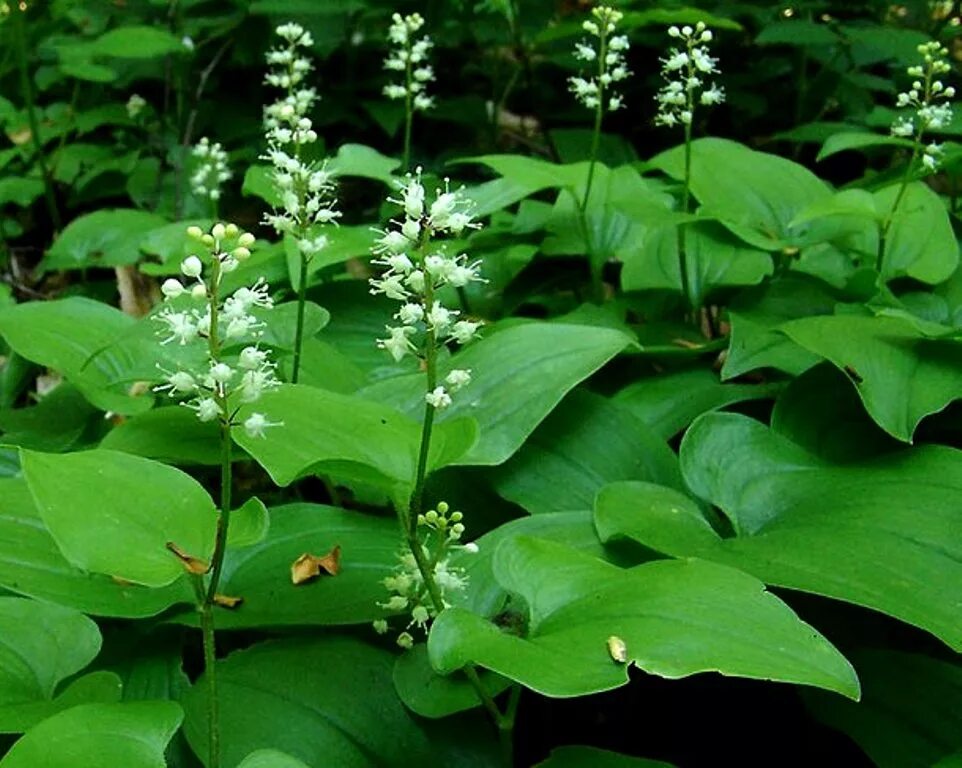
[262, 23, 340, 250]
[126, 94, 146, 120]
[891, 41, 955, 171]
[569, 6, 630, 112]
[373, 502, 477, 648]
[368, 169, 484, 409]
[383, 12, 435, 112]
[655, 22, 724, 128]
[153, 223, 282, 439]
[190, 137, 232, 203]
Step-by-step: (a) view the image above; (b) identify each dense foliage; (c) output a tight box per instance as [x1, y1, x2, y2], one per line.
[0, 1, 961, 766]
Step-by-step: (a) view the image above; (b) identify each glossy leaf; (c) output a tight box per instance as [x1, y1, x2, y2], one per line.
[491, 389, 681, 515]
[0, 702, 183, 768]
[182, 637, 432, 767]
[429, 536, 859, 699]
[876, 182, 958, 284]
[0, 479, 192, 617]
[360, 322, 631, 465]
[22, 448, 218, 588]
[595, 412, 962, 651]
[39, 209, 167, 271]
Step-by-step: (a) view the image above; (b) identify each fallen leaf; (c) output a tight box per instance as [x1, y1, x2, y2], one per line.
[213, 594, 243, 609]
[290, 545, 342, 585]
[166, 541, 210, 575]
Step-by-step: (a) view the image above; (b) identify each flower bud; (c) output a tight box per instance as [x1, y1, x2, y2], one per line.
[212, 223, 226, 240]
[181, 256, 203, 278]
[161, 278, 185, 298]
[191, 283, 208, 300]
[238, 232, 256, 248]
[224, 223, 239, 239]
[186, 225, 204, 240]
[232, 246, 251, 261]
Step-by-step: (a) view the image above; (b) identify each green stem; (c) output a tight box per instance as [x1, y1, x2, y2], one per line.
[291, 251, 308, 383]
[580, 32, 606, 215]
[400, 237, 511, 763]
[197, 586, 219, 768]
[12, 7, 61, 232]
[402, 37, 414, 171]
[677, 116, 694, 314]
[877, 142, 921, 275]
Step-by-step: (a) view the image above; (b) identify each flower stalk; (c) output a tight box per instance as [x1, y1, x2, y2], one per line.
[383, 12, 435, 171]
[878, 41, 954, 275]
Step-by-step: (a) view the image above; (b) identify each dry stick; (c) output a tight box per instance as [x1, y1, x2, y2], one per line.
[175, 39, 233, 219]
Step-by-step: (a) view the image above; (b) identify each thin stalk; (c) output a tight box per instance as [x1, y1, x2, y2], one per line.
[580, 31, 607, 214]
[12, 8, 61, 232]
[291, 252, 309, 383]
[402, 36, 415, 171]
[877, 142, 921, 274]
[677, 119, 694, 311]
[401, 237, 512, 765]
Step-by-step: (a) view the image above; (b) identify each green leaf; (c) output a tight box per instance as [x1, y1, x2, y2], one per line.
[393, 644, 510, 719]
[756, 19, 838, 46]
[0, 672, 122, 734]
[0, 298, 156, 415]
[359, 322, 631, 465]
[805, 650, 962, 768]
[595, 412, 962, 651]
[100, 407, 222, 464]
[257, 301, 330, 351]
[721, 277, 836, 380]
[328, 143, 400, 183]
[816, 131, 914, 161]
[536, 746, 675, 768]
[0, 597, 119, 732]
[182, 637, 432, 767]
[615, 367, 782, 440]
[237, 751, 311, 768]
[232, 384, 477, 489]
[0, 178, 44, 208]
[491, 389, 681, 515]
[22, 448, 218, 588]
[88, 27, 186, 59]
[173, 503, 397, 629]
[0, 479, 192, 617]
[875, 182, 958, 284]
[781, 313, 962, 441]
[429, 536, 859, 699]
[227, 497, 269, 548]
[40, 209, 168, 271]
[0, 701, 183, 768]
[0, 384, 98, 452]
[651, 138, 830, 249]
[456, 155, 586, 216]
[621, 221, 773, 306]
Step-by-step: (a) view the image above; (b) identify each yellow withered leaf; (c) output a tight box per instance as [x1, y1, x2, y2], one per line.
[165, 541, 210, 575]
[213, 594, 243, 609]
[290, 545, 342, 585]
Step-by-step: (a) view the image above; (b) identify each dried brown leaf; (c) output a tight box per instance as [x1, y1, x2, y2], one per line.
[166, 541, 210, 575]
[290, 545, 342, 585]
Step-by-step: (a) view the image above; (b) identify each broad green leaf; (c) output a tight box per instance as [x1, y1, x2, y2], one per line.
[257, 300, 330, 351]
[0, 178, 43, 208]
[455, 155, 586, 216]
[621, 221, 773, 306]
[238, 751, 311, 768]
[172, 504, 397, 629]
[781, 313, 962, 441]
[100, 407, 222, 464]
[756, 19, 838, 46]
[651, 138, 831, 249]
[0, 384, 98, 452]
[227, 497, 269, 548]
[182, 637, 432, 767]
[429, 537, 859, 699]
[0, 479, 192, 617]
[0, 672, 122, 734]
[328, 143, 400, 183]
[805, 651, 962, 768]
[0, 701, 183, 768]
[536, 746, 675, 768]
[39, 209, 168, 271]
[393, 644, 510, 718]
[491, 389, 681, 515]
[596, 412, 962, 651]
[721, 276, 836, 380]
[770, 363, 899, 461]
[359, 322, 631, 465]
[232, 384, 477, 489]
[0, 298, 155, 415]
[875, 182, 958, 284]
[0, 597, 116, 732]
[89, 27, 185, 58]
[615, 367, 782, 439]
[22, 448, 218, 588]
[816, 131, 914, 161]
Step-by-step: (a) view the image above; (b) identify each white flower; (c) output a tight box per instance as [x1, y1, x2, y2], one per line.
[377, 325, 416, 362]
[427, 301, 455, 332]
[384, 13, 434, 110]
[239, 346, 268, 370]
[126, 94, 146, 119]
[194, 397, 222, 422]
[243, 412, 283, 438]
[655, 23, 724, 129]
[450, 319, 480, 344]
[155, 308, 199, 346]
[397, 302, 424, 325]
[180, 255, 203, 279]
[425, 386, 452, 409]
[445, 368, 471, 391]
[161, 278, 185, 299]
